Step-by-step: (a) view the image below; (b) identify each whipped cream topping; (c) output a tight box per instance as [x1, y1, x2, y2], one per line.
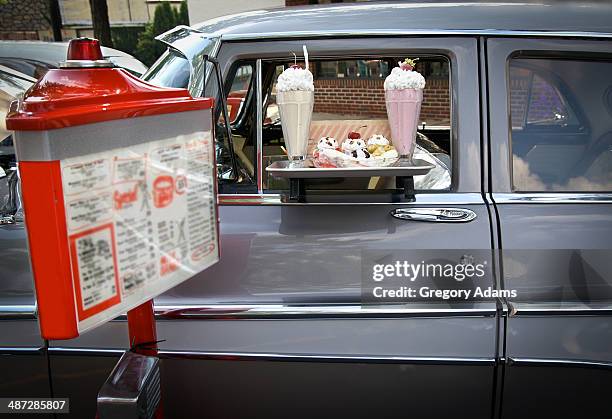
[367, 134, 389, 146]
[276, 66, 314, 92]
[384, 67, 426, 90]
[317, 136, 338, 150]
[342, 138, 367, 152]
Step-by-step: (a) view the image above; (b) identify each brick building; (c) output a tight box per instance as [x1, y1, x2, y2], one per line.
[310, 59, 451, 126]
[0, 0, 54, 41]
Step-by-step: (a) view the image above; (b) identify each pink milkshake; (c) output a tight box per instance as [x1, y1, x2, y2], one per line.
[384, 59, 426, 160]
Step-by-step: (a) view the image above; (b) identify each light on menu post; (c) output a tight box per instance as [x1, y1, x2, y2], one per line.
[6, 37, 220, 415]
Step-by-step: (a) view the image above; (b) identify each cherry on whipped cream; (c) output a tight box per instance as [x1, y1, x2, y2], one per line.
[347, 131, 361, 140]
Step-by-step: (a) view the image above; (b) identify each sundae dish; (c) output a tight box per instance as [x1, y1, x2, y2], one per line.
[276, 47, 314, 161]
[384, 58, 426, 159]
[313, 131, 399, 168]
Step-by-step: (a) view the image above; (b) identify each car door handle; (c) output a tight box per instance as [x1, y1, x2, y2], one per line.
[390, 208, 477, 223]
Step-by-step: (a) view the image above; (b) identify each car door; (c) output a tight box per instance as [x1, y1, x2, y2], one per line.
[487, 38, 612, 418]
[152, 36, 497, 418]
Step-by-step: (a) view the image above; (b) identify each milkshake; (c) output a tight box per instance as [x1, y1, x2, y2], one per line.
[276, 63, 315, 161]
[384, 58, 426, 160]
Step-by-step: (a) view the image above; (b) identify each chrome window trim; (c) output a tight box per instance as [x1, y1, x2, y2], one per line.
[256, 58, 264, 193]
[219, 29, 612, 42]
[153, 303, 497, 320]
[492, 193, 612, 204]
[218, 192, 485, 206]
[47, 347, 495, 365]
[508, 357, 612, 370]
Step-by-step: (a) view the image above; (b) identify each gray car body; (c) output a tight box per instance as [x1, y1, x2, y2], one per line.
[1, 2, 611, 418]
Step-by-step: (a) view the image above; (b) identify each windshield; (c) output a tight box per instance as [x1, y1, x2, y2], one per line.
[143, 49, 191, 89]
[142, 35, 219, 97]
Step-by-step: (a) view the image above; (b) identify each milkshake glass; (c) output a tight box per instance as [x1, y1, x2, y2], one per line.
[384, 59, 426, 160]
[276, 65, 315, 161]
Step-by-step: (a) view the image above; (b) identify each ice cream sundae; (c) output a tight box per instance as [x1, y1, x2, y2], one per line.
[312, 131, 400, 168]
[366, 134, 399, 159]
[316, 136, 339, 151]
[384, 58, 426, 159]
[342, 132, 371, 160]
[276, 47, 315, 161]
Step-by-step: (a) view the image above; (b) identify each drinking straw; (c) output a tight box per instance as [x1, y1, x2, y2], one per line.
[303, 45, 309, 70]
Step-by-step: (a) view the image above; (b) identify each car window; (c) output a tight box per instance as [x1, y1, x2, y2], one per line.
[142, 49, 190, 89]
[0, 69, 33, 98]
[225, 65, 253, 124]
[509, 58, 612, 191]
[0, 58, 53, 79]
[214, 62, 257, 192]
[260, 56, 452, 193]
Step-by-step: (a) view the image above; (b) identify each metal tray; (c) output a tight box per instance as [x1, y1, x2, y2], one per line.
[266, 158, 435, 178]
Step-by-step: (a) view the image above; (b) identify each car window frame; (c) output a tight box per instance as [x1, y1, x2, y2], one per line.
[487, 37, 612, 199]
[211, 37, 481, 203]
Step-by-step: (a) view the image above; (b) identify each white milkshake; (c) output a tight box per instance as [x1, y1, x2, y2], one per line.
[276, 64, 314, 161]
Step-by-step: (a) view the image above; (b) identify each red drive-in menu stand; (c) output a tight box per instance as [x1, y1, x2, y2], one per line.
[6, 38, 220, 418]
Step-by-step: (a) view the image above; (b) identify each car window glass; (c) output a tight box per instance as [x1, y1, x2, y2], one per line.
[509, 58, 612, 191]
[142, 49, 190, 89]
[0, 70, 33, 98]
[224, 65, 253, 124]
[261, 56, 452, 193]
[214, 62, 256, 192]
[0, 58, 52, 79]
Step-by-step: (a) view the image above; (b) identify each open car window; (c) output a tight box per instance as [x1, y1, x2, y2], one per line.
[260, 56, 452, 193]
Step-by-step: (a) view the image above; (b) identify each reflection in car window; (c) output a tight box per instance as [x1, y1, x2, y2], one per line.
[213, 62, 256, 192]
[0, 70, 33, 98]
[142, 49, 190, 89]
[509, 58, 612, 192]
[261, 56, 452, 192]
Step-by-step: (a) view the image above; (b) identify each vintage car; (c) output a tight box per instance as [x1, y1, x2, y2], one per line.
[1, 2, 611, 418]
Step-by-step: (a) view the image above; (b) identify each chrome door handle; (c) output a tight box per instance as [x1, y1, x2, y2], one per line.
[390, 208, 477, 223]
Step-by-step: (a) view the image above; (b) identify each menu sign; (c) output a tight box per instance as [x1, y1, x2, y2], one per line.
[60, 131, 218, 332]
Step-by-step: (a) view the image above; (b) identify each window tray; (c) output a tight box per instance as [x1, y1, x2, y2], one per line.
[266, 158, 435, 203]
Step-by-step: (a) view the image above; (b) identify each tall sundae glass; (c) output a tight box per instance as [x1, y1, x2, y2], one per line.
[384, 58, 426, 160]
[276, 61, 314, 161]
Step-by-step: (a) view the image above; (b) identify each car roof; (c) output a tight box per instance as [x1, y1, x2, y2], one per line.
[191, 1, 612, 40]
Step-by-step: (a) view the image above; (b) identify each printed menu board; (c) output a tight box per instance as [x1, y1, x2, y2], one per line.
[60, 131, 218, 332]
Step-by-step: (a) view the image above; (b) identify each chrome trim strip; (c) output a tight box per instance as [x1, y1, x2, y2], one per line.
[49, 347, 123, 356]
[48, 347, 494, 365]
[0, 346, 44, 354]
[0, 305, 37, 319]
[508, 357, 612, 370]
[153, 303, 497, 319]
[509, 302, 612, 316]
[218, 193, 484, 206]
[493, 193, 612, 204]
[220, 29, 612, 42]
